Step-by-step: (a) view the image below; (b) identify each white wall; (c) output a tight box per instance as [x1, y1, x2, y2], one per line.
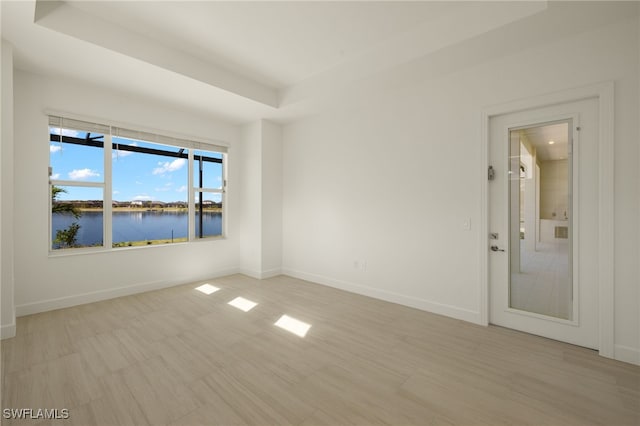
[612, 13, 640, 365]
[637, 13, 640, 366]
[238, 121, 262, 276]
[539, 159, 569, 220]
[1, 40, 16, 338]
[282, 13, 639, 362]
[520, 136, 537, 252]
[11, 70, 242, 315]
[238, 120, 283, 278]
[261, 121, 283, 276]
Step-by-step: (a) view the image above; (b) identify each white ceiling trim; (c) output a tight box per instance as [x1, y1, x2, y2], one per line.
[33, 1, 547, 111]
[34, 0, 280, 108]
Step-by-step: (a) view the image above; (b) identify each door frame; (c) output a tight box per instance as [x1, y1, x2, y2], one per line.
[479, 82, 614, 359]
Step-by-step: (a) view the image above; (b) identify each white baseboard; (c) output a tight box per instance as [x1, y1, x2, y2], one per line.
[239, 268, 282, 280]
[239, 269, 262, 279]
[15, 267, 240, 317]
[260, 268, 282, 279]
[281, 268, 482, 325]
[614, 344, 640, 366]
[1, 321, 16, 339]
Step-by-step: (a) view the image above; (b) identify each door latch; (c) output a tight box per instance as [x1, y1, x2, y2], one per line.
[488, 166, 495, 181]
[490, 245, 505, 252]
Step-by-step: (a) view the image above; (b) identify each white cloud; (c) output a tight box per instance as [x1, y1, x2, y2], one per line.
[69, 168, 100, 180]
[113, 190, 120, 195]
[50, 144, 62, 153]
[176, 185, 187, 193]
[51, 173, 60, 179]
[152, 158, 186, 175]
[133, 195, 152, 201]
[50, 128, 82, 137]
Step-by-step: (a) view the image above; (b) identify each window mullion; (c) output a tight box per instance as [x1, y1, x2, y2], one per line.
[49, 181, 54, 252]
[188, 150, 195, 241]
[104, 132, 113, 249]
[49, 180, 104, 188]
[222, 152, 227, 237]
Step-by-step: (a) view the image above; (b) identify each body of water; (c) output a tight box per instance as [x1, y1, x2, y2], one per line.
[52, 211, 222, 248]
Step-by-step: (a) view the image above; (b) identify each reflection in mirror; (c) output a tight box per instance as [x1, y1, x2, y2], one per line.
[509, 121, 573, 320]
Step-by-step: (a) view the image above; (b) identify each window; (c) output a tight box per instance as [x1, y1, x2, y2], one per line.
[50, 119, 108, 250]
[193, 149, 224, 239]
[112, 136, 189, 247]
[49, 116, 227, 252]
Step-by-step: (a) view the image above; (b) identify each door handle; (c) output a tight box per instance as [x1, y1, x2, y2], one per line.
[490, 245, 505, 252]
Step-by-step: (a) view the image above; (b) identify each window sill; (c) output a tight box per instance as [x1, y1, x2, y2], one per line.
[48, 235, 226, 257]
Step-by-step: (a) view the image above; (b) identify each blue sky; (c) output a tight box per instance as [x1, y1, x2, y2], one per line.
[50, 128, 222, 203]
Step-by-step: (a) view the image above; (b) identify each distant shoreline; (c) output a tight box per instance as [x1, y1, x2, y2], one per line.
[112, 237, 189, 247]
[77, 207, 222, 213]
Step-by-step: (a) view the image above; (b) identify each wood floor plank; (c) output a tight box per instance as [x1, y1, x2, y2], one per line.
[193, 369, 297, 425]
[169, 402, 248, 426]
[1, 274, 638, 425]
[3, 352, 102, 412]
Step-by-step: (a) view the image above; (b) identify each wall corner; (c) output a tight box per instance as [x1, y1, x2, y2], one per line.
[1, 39, 16, 337]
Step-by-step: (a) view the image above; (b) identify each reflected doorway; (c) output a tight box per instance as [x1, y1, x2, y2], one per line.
[509, 121, 572, 320]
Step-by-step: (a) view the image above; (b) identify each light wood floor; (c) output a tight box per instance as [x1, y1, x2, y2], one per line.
[511, 241, 572, 320]
[1, 274, 638, 425]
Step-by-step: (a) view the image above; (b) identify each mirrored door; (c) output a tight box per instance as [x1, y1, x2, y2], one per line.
[508, 121, 573, 320]
[489, 97, 599, 350]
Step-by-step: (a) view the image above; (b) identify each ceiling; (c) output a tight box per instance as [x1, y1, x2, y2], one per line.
[519, 123, 569, 162]
[67, 1, 457, 89]
[1, 1, 637, 124]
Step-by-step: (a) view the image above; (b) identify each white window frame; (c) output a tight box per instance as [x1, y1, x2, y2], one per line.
[190, 149, 227, 241]
[48, 115, 228, 255]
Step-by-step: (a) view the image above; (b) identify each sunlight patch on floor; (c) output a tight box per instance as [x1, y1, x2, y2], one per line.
[274, 314, 311, 337]
[195, 284, 220, 295]
[228, 297, 258, 312]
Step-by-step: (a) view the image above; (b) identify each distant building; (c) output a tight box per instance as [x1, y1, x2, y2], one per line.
[166, 202, 187, 208]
